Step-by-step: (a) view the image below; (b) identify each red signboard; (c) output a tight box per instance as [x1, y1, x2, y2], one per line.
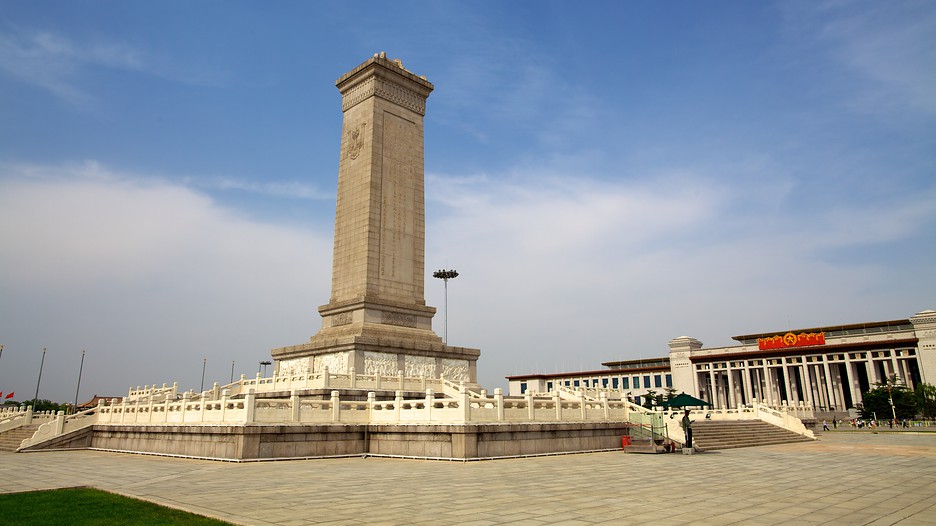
[757, 331, 825, 350]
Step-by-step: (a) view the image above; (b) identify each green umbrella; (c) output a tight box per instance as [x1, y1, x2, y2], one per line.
[660, 392, 712, 408]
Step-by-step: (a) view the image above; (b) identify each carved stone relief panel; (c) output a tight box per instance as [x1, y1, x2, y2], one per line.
[278, 358, 310, 376]
[440, 359, 469, 382]
[404, 355, 436, 378]
[363, 351, 398, 376]
[313, 352, 348, 374]
[381, 311, 416, 328]
[331, 311, 353, 327]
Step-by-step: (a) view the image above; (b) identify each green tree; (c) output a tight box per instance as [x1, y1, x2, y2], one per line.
[859, 376, 917, 420]
[915, 383, 936, 419]
[642, 390, 658, 409]
[25, 399, 67, 413]
[663, 387, 678, 402]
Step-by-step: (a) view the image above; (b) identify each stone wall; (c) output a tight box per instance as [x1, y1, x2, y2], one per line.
[28, 422, 633, 460]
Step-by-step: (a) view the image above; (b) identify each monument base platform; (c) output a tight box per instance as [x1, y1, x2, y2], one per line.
[25, 422, 633, 461]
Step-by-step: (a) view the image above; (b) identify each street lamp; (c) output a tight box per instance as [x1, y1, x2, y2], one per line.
[885, 375, 903, 423]
[259, 360, 272, 376]
[432, 269, 458, 344]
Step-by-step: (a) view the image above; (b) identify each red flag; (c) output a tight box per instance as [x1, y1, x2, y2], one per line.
[4, 392, 13, 399]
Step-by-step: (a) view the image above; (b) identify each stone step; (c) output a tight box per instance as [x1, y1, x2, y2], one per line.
[0, 425, 40, 452]
[689, 420, 812, 450]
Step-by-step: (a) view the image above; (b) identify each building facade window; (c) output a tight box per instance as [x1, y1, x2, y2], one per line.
[654, 375, 662, 388]
[666, 374, 672, 387]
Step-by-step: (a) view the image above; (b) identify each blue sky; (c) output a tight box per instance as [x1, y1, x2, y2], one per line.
[1, 1, 934, 402]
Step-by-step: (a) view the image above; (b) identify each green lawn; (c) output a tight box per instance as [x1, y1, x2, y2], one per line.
[0, 487, 235, 525]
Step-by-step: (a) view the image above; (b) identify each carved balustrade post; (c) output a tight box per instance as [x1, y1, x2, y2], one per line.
[494, 388, 504, 421]
[425, 389, 434, 422]
[54, 411, 65, 436]
[462, 389, 471, 423]
[244, 388, 256, 423]
[395, 390, 403, 422]
[331, 390, 340, 422]
[290, 390, 300, 422]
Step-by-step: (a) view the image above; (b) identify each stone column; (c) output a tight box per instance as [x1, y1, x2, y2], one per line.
[726, 368, 737, 409]
[780, 358, 793, 404]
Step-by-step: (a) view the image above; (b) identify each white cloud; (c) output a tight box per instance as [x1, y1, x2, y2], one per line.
[1, 159, 933, 401]
[425, 167, 936, 388]
[0, 162, 331, 401]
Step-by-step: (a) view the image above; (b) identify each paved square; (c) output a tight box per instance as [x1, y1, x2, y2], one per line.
[1, 431, 934, 525]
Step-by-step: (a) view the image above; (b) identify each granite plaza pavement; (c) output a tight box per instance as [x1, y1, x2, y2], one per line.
[1, 431, 934, 525]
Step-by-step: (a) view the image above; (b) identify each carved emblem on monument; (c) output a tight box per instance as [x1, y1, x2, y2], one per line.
[347, 122, 367, 160]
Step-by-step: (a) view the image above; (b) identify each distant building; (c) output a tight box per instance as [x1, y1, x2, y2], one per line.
[507, 310, 936, 411]
[77, 395, 121, 411]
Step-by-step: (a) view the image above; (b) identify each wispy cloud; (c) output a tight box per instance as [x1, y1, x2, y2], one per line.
[194, 177, 332, 200]
[782, 0, 936, 116]
[0, 28, 220, 106]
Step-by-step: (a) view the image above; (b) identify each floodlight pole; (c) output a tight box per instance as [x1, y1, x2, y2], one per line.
[73, 350, 85, 414]
[200, 358, 207, 393]
[432, 269, 459, 344]
[259, 360, 272, 376]
[230, 361, 235, 384]
[33, 348, 46, 410]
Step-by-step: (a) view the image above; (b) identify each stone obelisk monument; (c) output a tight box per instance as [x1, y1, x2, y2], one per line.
[272, 53, 480, 383]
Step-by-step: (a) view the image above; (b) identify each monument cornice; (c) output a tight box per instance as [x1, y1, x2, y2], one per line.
[336, 54, 433, 115]
[318, 297, 437, 317]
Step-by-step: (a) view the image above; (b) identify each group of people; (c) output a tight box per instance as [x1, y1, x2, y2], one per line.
[822, 418, 915, 431]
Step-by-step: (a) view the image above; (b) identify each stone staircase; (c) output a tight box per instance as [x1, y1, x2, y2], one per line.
[691, 420, 813, 450]
[0, 424, 40, 452]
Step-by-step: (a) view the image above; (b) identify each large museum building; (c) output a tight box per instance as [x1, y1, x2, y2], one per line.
[507, 310, 936, 412]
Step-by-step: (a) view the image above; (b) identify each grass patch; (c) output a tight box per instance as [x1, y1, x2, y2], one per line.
[0, 487, 234, 525]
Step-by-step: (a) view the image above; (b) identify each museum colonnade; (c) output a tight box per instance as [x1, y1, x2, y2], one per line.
[696, 347, 920, 411]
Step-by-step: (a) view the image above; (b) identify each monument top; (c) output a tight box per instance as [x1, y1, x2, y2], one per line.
[336, 51, 433, 92]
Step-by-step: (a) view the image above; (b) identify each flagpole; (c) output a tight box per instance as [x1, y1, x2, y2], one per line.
[33, 348, 46, 410]
[73, 350, 86, 414]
